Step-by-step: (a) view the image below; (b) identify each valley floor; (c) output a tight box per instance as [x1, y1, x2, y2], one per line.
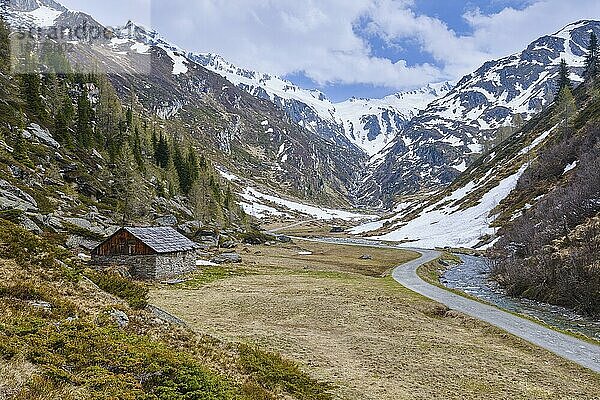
[150, 240, 600, 400]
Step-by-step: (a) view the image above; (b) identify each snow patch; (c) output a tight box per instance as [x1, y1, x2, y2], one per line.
[563, 161, 578, 174]
[374, 164, 528, 248]
[25, 5, 62, 27]
[130, 42, 150, 54]
[242, 187, 373, 221]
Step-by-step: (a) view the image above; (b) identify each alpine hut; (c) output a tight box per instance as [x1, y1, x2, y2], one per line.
[91, 227, 198, 280]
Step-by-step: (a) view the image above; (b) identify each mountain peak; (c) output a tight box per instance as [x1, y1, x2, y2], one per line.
[5, 0, 66, 13]
[3, 0, 67, 27]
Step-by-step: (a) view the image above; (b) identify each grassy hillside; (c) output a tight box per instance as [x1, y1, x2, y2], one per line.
[0, 221, 334, 399]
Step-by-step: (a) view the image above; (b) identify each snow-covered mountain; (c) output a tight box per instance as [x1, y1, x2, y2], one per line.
[2, 0, 373, 207]
[188, 52, 453, 156]
[360, 20, 599, 206]
[2, 0, 455, 159]
[5, 0, 600, 222]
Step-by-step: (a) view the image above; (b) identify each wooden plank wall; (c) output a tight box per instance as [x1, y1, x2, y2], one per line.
[93, 229, 156, 256]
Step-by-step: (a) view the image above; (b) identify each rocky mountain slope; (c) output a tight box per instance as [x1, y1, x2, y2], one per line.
[361, 20, 600, 207]
[0, 7, 256, 252]
[189, 50, 453, 157]
[3, 0, 369, 208]
[352, 50, 599, 251]
[4, 0, 600, 229]
[488, 76, 600, 317]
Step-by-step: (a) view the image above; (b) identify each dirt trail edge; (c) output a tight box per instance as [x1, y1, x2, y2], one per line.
[392, 248, 600, 374]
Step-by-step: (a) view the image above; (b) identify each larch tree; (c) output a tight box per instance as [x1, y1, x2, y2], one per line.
[555, 86, 576, 137]
[76, 85, 94, 148]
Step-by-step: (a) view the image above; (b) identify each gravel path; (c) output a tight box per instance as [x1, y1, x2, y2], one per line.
[392, 248, 600, 374]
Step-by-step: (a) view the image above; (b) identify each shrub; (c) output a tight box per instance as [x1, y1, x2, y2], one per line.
[238, 344, 334, 400]
[0, 221, 62, 269]
[0, 281, 44, 301]
[86, 270, 148, 309]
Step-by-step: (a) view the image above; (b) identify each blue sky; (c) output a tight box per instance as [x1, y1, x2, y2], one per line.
[61, 0, 600, 102]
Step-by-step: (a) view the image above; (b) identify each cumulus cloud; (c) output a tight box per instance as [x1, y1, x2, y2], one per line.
[366, 0, 600, 80]
[61, 0, 600, 92]
[148, 0, 443, 88]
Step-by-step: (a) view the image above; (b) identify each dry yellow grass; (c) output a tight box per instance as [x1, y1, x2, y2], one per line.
[150, 240, 600, 400]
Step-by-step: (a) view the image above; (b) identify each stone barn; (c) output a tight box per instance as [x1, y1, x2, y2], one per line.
[91, 227, 198, 280]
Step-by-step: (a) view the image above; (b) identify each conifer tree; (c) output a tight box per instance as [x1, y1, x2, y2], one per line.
[76, 85, 94, 148]
[186, 147, 199, 183]
[126, 107, 133, 129]
[54, 95, 74, 146]
[151, 128, 158, 154]
[173, 146, 200, 195]
[556, 59, 572, 97]
[172, 144, 187, 193]
[132, 126, 144, 169]
[223, 184, 233, 209]
[584, 32, 599, 79]
[154, 133, 170, 168]
[20, 57, 47, 123]
[13, 113, 31, 166]
[113, 142, 149, 224]
[0, 17, 21, 131]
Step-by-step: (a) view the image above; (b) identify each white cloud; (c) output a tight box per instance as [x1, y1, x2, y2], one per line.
[366, 0, 600, 80]
[149, 0, 444, 88]
[61, 0, 600, 92]
[464, 0, 600, 58]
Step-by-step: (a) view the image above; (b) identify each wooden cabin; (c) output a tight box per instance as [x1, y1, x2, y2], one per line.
[91, 227, 197, 280]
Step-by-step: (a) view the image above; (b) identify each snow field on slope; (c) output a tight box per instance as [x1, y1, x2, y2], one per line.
[370, 164, 528, 248]
[216, 168, 375, 221]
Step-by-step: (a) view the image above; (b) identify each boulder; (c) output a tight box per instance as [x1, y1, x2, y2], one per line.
[64, 217, 92, 230]
[26, 123, 61, 148]
[178, 220, 202, 235]
[19, 215, 42, 234]
[109, 308, 129, 328]
[30, 300, 52, 312]
[154, 214, 178, 226]
[210, 253, 242, 264]
[0, 179, 38, 211]
[359, 254, 373, 260]
[78, 253, 92, 262]
[65, 235, 100, 251]
[195, 229, 220, 249]
[8, 165, 24, 179]
[220, 240, 237, 249]
[276, 235, 292, 243]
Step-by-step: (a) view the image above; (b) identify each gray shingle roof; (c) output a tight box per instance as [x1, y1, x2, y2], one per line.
[124, 227, 197, 254]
